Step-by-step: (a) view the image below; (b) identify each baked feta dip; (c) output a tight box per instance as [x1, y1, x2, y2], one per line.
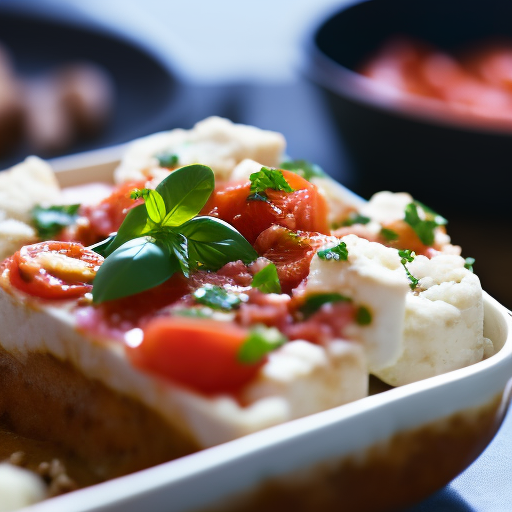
[0, 117, 491, 503]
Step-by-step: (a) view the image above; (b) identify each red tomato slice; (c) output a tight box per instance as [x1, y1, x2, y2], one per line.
[254, 226, 334, 294]
[81, 180, 145, 238]
[130, 317, 265, 395]
[201, 170, 330, 244]
[7, 241, 103, 300]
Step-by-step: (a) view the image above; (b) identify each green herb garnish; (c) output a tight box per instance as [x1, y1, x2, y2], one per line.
[380, 228, 399, 242]
[300, 292, 351, 318]
[193, 284, 243, 310]
[398, 249, 419, 290]
[464, 257, 475, 272]
[156, 152, 179, 169]
[247, 167, 294, 202]
[238, 324, 287, 364]
[251, 263, 281, 294]
[404, 202, 447, 246]
[356, 306, 372, 325]
[92, 164, 258, 304]
[317, 242, 349, 261]
[32, 204, 80, 239]
[341, 213, 371, 227]
[280, 159, 325, 181]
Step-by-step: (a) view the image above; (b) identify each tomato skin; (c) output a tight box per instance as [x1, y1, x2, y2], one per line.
[81, 180, 145, 239]
[130, 317, 264, 395]
[201, 170, 330, 244]
[7, 241, 103, 300]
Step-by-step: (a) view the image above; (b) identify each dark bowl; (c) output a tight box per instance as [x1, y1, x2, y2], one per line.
[302, 0, 512, 218]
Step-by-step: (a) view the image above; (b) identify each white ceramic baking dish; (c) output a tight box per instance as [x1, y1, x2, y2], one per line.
[16, 147, 512, 512]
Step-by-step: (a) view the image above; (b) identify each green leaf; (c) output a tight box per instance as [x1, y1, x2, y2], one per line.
[251, 263, 281, 294]
[89, 234, 116, 257]
[92, 237, 179, 303]
[464, 257, 475, 272]
[356, 306, 372, 325]
[168, 232, 190, 277]
[280, 159, 325, 181]
[404, 202, 447, 247]
[193, 284, 243, 310]
[180, 216, 258, 272]
[340, 212, 371, 227]
[131, 188, 166, 224]
[238, 324, 287, 364]
[317, 242, 348, 261]
[157, 164, 215, 227]
[380, 228, 399, 242]
[102, 204, 151, 256]
[398, 249, 419, 289]
[301, 292, 351, 318]
[156, 152, 179, 169]
[248, 167, 294, 201]
[32, 204, 80, 239]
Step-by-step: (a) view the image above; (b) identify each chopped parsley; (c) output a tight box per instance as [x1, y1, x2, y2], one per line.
[464, 257, 475, 272]
[193, 284, 244, 311]
[238, 325, 287, 364]
[380, 227, 399, 242]
[248, 167, 294, 201]
[251, 263, 281, 294]
[280, 159, 325, 181]
[32, 204, 81, 240]
[356, 306, 372, 326]
[156, 152, 179, 169]
[404, 202, 447, 247]
[398, 249, 419, 290]
[340, 212, 371, 227]
[317, 242, 349, 261]
[300, 292, 351, 318]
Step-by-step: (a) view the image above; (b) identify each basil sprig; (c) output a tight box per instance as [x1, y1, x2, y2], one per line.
[404, 202, 447, 247]
[32, 204, 80, 239]
[92, 165, 258, 303]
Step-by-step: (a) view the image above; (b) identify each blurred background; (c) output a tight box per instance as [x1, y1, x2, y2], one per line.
[0, 1, 511, 511]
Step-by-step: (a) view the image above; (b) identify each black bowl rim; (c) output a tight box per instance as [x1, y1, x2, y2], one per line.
[300, 0, 512, 136]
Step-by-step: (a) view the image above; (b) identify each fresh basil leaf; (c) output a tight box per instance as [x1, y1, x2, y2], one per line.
[398, 249, 419, 289]
[248, 167, 294, 201]
[32, 204, 80, 239]
[251, 263, 281, 294]
[92, 237, 179, 303]
[380, 228, 399, 242]
[168, 232, 190, 277]
[301, 292, 351, 318]
[356, 306, 372, 325]
[404, 202, 446, 247]
[280, 159, 326, 181]
[157, 164, 214, 227]
[464, 257, 475, 272]
[156, 152, 179, 169]
[180, 216, 258, 272]
[103, 204, 151, 256]
[193, 284, 243, 310]
[317, 242, 348, 261]
[131, 188, 166, 224]
[89, 234, 116, 257]
[238, 324, 287, 364]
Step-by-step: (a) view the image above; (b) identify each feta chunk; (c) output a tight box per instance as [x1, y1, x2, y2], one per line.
[305, 234, 409, 371]
[0, 463, 47, 511]
[114, 117, 286, 184]
[374, 254, 490, 386]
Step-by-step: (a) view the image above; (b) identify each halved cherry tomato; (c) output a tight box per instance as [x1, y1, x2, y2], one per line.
[81, 180, 145, 238]
[254, 226, 335, 294]
[7, 241, 103, 300]
[130, 317, 264, 395]
[201, 170, 330, 244]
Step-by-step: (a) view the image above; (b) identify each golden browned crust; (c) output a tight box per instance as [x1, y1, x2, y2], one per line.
[204, 394, 504, 512]
[0, 346, 200, 486]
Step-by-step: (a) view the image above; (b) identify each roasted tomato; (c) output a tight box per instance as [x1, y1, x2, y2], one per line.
[6, 241, 103, 300]
[201, 170, 330, 244]
[80, 180, 145, 239]
[254, 225, 335, 294]
[130, 317, 264, 395]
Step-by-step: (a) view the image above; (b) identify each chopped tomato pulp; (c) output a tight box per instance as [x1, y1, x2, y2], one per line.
[130, 317, 264, 395]
[201, 170, 330, 244]
[6, 241, 103, 300]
